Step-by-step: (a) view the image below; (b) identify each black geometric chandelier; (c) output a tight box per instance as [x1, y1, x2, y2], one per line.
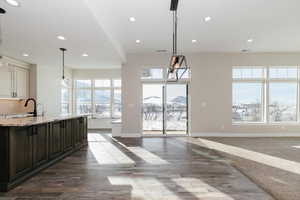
[167, 0, 189, 81]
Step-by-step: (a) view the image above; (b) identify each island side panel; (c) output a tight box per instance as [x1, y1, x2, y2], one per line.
[0, 127, 9, 189]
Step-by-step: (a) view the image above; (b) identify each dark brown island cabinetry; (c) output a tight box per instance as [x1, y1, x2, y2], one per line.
[0, 116, 88, 192]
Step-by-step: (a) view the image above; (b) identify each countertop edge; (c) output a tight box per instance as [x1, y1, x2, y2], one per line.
[0, 115, 89, 127]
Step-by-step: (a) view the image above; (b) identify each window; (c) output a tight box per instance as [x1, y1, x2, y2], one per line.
[76, 80, 91, 88]
[94, 89, 111, 118]
[76, 80, 92, 114]
[176, 69, 190, 79]
[113, 79, 122, 87]
[232, 66, 299, 124]
[268, 67, 298, 122]
[95, 79, 111, 87]
[269, 67, 297, 79]
[232, 83, 263, 122]
[113, 89, 121, 118]
[61, 79, 72, 114]
[233, 68, 264, 79]
[113, 79, 122, 118]
[76, 88, 92, 114]
[269, 83, 297, 122]
[142, 68, 164, 79]
[75, 79, 122, 118]
[141, 67, 190, 81]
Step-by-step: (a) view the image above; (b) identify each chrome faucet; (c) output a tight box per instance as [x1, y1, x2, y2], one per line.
[24, 98, 37, 117]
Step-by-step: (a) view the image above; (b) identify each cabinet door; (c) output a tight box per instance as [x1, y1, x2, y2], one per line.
[72, 119, 81, 147]
[0, 127, 9, 183]
[9, 127, 33, 180]
[64, 120, 73, 152]
[33, 124, 48, 167]
[49, 122, 63, 159]
[0, 65, 14, 98]
[15, 67, 29, 99]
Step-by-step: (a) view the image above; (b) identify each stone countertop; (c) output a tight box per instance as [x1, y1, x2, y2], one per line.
[0, 114, 89, 127]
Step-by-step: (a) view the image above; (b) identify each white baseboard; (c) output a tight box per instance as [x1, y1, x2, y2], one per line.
[120, 133, 142, 138]
[191, 132, 300, 137]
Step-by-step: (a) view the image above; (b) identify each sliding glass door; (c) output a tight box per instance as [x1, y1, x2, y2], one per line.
[165, 84, 188, 135]
[142, 84, 164, 134]
[142, 83, 188, 136]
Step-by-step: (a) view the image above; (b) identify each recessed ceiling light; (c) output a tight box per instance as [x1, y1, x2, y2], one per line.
[136, 40, 141, 44]
[204, 16, 211, 22]
[5, 0, 20, 7]
[57, 36, 66, 41]
[192, 39, 197, 43]
[247, 38, 253, 43]
[82, 53, 89, 57]
[241, 49, 250, 53]
[22, 53, 29, 57]
[129, 17, 136, 22]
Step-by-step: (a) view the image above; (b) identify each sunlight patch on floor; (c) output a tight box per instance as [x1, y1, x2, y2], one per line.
[88, 133, 107, 142]
[172, 177, 235, 199]
[109, 135, 169, 165]
[127, 147, 169, 165]
[293, 146, 300, 149]
[108, 176, 235, 200]
[89, 134, 135, 166]
[108, 176, 181, 200]
[180, 138, 300, 175]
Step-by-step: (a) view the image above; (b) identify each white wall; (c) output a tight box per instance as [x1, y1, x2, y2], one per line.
[122, 53, 300, 137]
[36, 65, 61, 115]
[29, 64, 37, 99]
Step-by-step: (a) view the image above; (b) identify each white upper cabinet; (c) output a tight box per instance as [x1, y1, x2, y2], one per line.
[0, 65, 14, 98]
[0, 57, 30, 99]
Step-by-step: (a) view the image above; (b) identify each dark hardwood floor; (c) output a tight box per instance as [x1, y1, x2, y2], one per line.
[0, 134, 273, 200]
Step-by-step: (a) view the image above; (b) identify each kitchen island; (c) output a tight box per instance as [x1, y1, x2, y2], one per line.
[0, 115, 88, 192]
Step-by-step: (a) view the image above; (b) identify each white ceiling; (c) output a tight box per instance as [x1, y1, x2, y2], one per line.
[0, 0, 124, 69]
[94, 0, 300, 54]
[1, 0, 300, 68]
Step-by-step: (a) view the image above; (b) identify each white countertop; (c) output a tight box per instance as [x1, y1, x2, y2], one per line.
[0, 114, 89, 127]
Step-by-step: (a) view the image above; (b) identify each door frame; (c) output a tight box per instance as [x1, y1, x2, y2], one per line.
[142, 82, 190, 137]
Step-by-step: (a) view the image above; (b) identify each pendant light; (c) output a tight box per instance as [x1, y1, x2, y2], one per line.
[167, 0, 189, 81]
[60, 48, 67, 80]
[0, 8, 6, 47]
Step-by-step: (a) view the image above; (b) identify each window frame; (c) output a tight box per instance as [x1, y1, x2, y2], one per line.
[232, 67, 266, 124]
[61, 78, 72, 114]
[74, 79, 122, 119]
[94, 80, 112, 118]
[75, 79, 93, 115]
[141, 67, 190, 84]
[267, 66, 299, 124]
[232, 66, 300, 125]
[112, 80, 122, 119]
